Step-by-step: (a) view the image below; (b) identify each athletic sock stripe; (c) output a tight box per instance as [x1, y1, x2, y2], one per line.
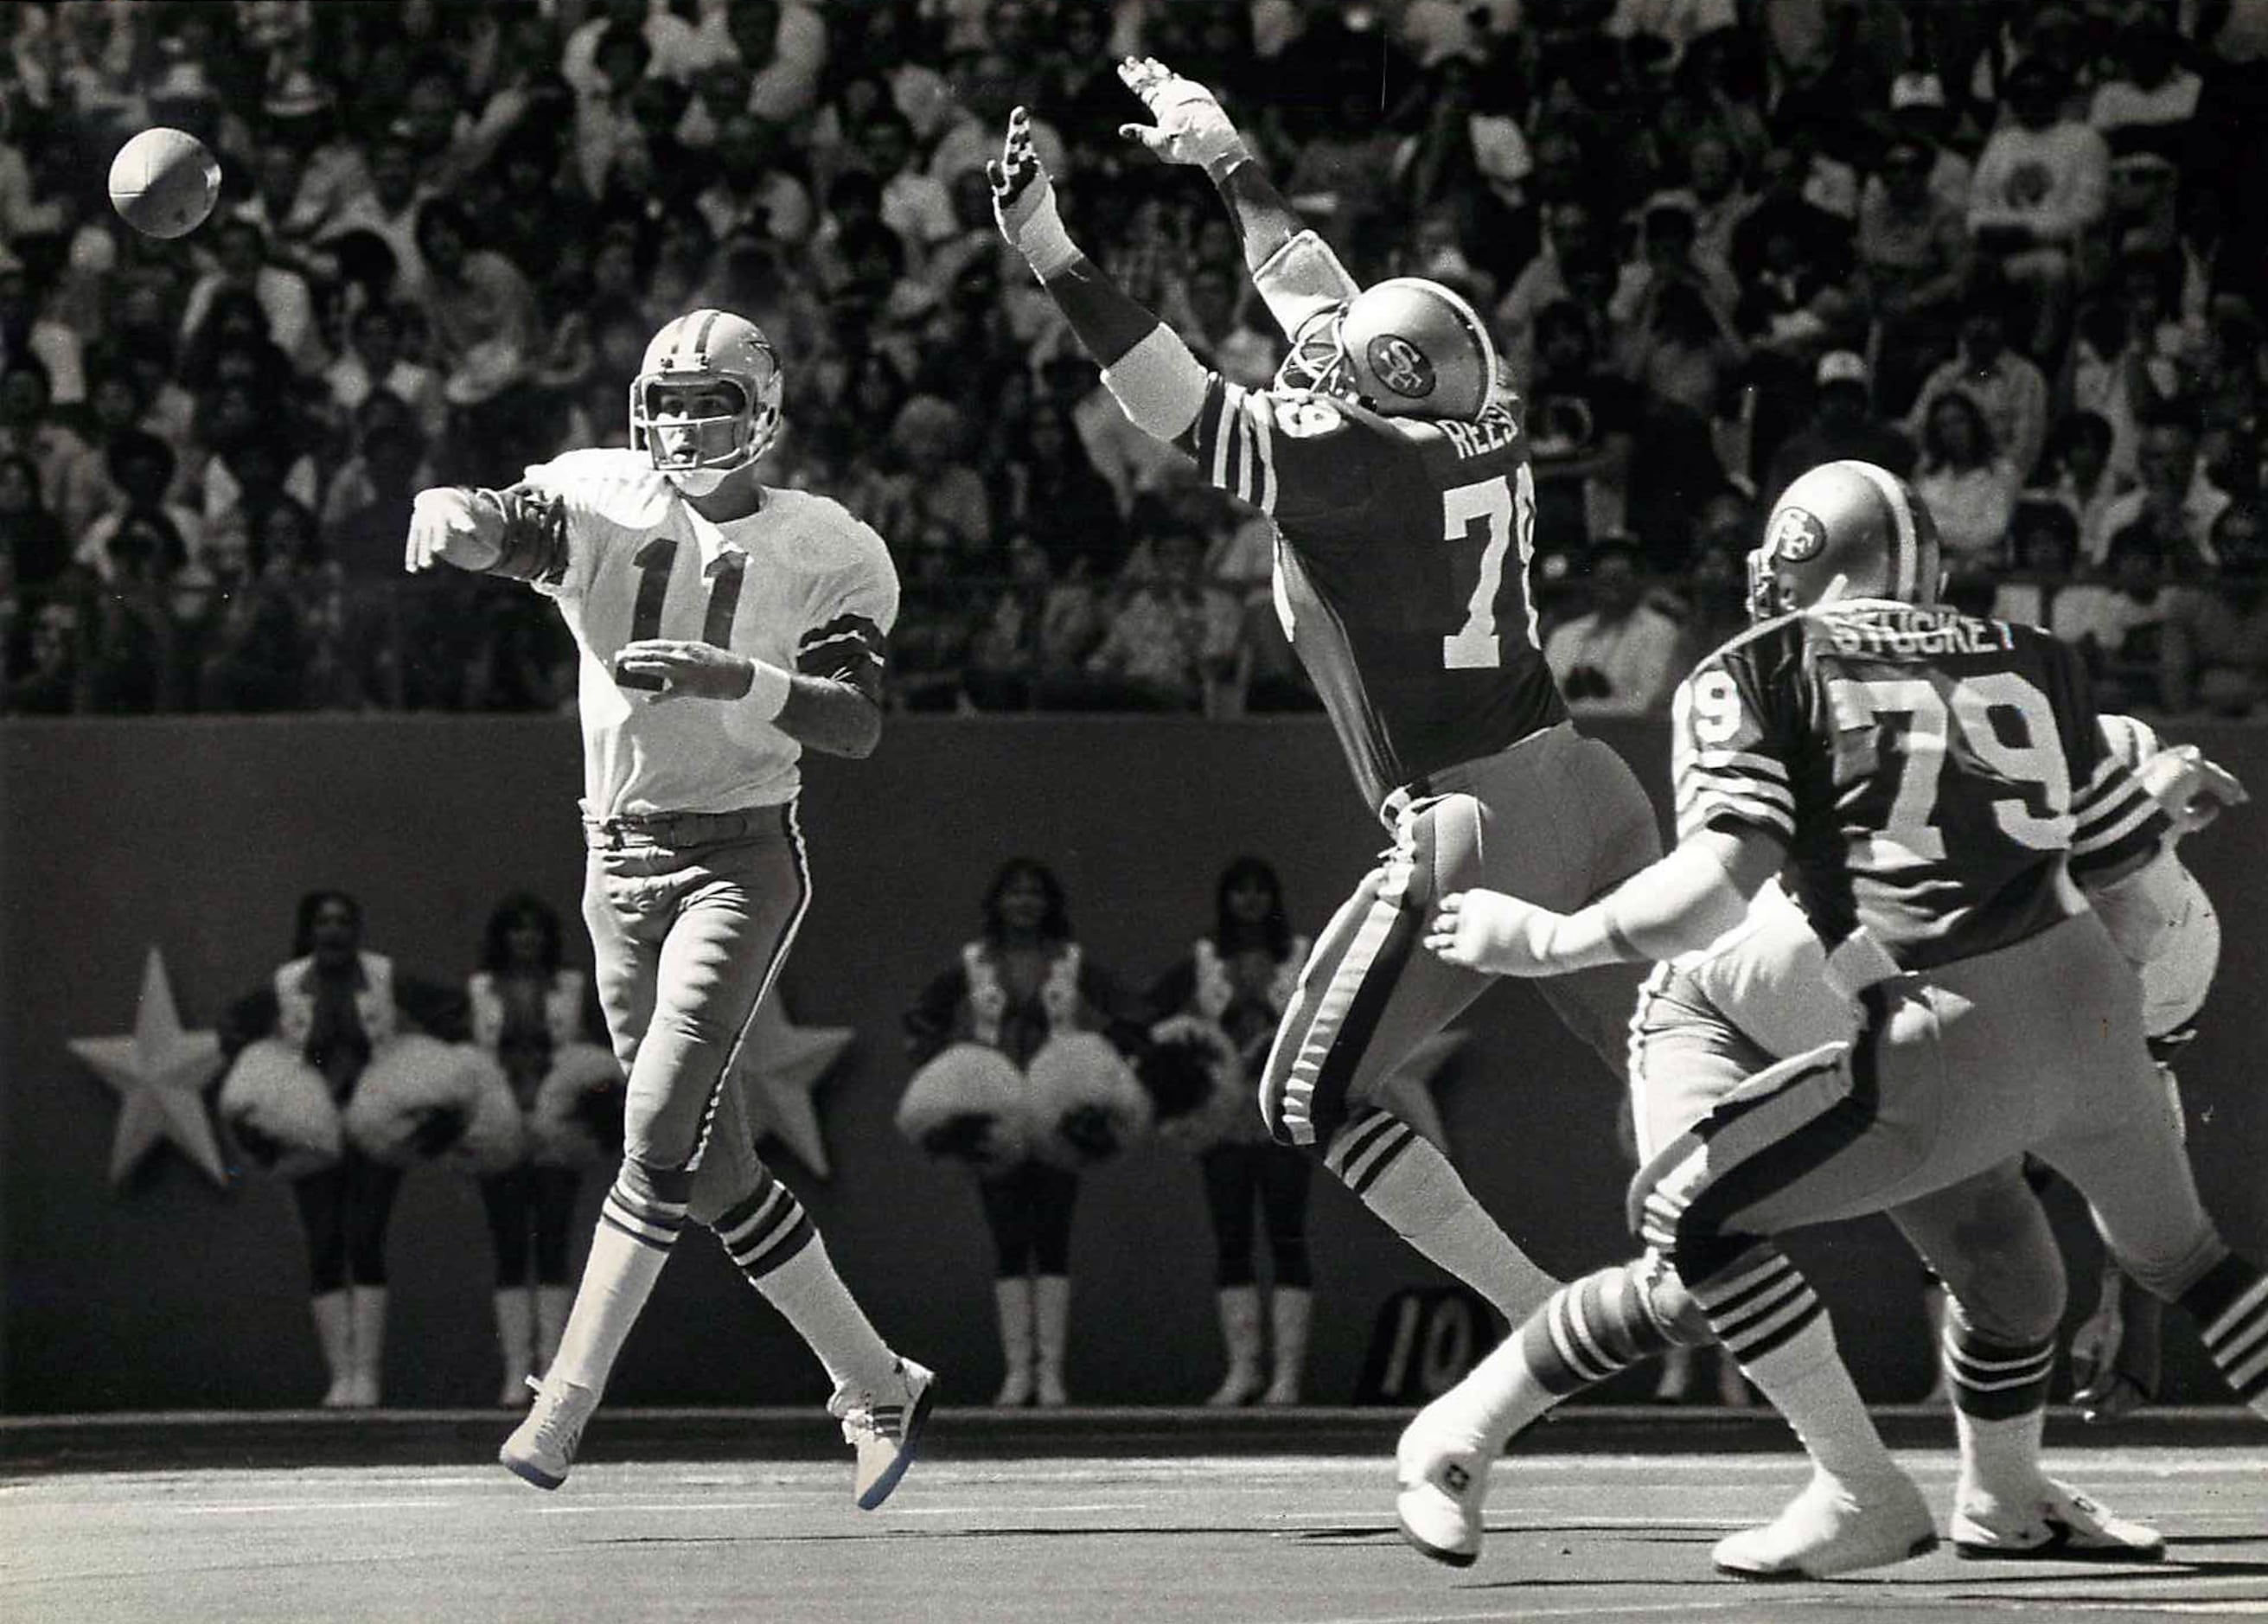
[1731, 1294, 1824, 1365]
[732, 1212, 815, 1276]
[1334, 1121, 1417, 1196]
[1945, 1335, 2056, 1373]
[727, 1190, 804, 1259]
[1546, 1292, 1617, 1384]
[1709, 1271, 1808, 1339]
[600, 1209, 678, 1251]
[603, 1188, 686, 1242]
[2205, 1277, 2268, 1347]
[1696, 1256, 1798, 1321]
[1330, 1109, 1408, 1167]
[719, 1186, 790, 1250]
[1715, 1279, 1817, 1354]
[2215, 1316, 2268, 1381]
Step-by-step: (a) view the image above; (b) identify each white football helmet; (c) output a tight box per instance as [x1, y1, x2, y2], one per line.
[629, 308, 783, 494]
[1274, 276, 1498, 423]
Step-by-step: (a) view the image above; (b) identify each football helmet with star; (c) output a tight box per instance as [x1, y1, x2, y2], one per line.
[629, 308, 783, 494]
[1275, 277, 1499, 424]
[1747, 459, 1943, 623]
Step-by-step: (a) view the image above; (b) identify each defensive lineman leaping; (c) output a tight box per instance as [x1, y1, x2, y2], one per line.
[1035, 66, 1660, 1331]
[406, 309, 933, 1509]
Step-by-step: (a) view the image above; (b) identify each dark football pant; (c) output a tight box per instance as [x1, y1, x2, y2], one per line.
[1260, 723, 1662, 1150]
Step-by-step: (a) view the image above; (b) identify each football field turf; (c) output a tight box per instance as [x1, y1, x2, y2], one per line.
[5, 1410, 2265, 1624]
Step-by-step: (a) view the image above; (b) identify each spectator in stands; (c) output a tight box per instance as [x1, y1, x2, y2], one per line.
[903, 858, 1150, 1408]
[1856, 133, 1972, 417]
[75, 430, 199, 586]
[0, 356, 99, 543]
[888, 520, 976, 713]
[962, 534, 1053, 713]
[1760, 349, 1914, 506]
[1869, 72, 1971, 214]
[319, 128, 433, 302]
[695, 112, 815, 249]
[181, 518, 306, 713]
[2088, 10, 2202, 168]
[2096, 409, 2231, 574]
[1541, 533, 1684, 719]
[1525, 297, 1639, 553]
[2161, 502, 2268, 715]
[1082, 522, 1243, 715]
[1907, 287, 2052, 485]
[0, 449, 68, 591]
[179, 216, 322, 376]
[2057, 524, 2174, 711]
[2, 591, 85, 716]
[1967, 55, 2110, 364]
[992, 398, 1125, 584]
[1913, 388, 2022, 576]
[562, 0, 702, 101]
[1993, 497, 2083, 632]
[412, 199, 540, 397]
[1677, 504, 1754, 671]
[1494, 197, 1607, 384]
[2038, 408, 2128, 565]
[0, 261, 85, 408]
[1180, 261, 1280, 390]
[2073, 253, 2192, 483]
[326, 304, 447, 448]
[715, 0, 828, 128]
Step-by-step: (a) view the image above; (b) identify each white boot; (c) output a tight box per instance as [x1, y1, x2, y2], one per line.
[495, 1289, 535, 1409]
[534, 1285, 573, 1378]
[1206, 1286, 1265, 1407]
[1033, 1275, 1071, 1408]
[1262, 1287, 1311, 1406]
[993, 1277, 1035, 1408]
[311, 1290, 355, 1408]
[344, 1285, 387, 1408]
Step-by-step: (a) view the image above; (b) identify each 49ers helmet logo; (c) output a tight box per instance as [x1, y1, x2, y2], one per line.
[1366, 334, 1435, 400]
[1765, 505, 1827, 563]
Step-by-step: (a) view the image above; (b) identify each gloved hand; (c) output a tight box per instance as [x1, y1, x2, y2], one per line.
[988, 106, 1077, 278]
[1115, 55, 1249, 177]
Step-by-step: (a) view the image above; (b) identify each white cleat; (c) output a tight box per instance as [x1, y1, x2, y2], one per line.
[500, 1374, 597, 1491]
[1714, 1469, 1939, 1580]
[1952, 1480, 2165, 1563]
[834, 1359, 936, 1511]
[1394, 1413, 1491, 1567]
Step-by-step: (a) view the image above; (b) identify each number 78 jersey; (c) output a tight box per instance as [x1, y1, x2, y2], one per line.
[1179, 380, 1563, 815]
[1674, 599, 2169, 969]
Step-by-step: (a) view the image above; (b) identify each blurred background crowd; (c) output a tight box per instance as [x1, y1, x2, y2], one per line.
[3, 0, 2268, 720]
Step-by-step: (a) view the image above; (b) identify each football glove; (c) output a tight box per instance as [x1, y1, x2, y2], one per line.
[988, 106, 1077, 278]
[1115, 55, 1249, 177]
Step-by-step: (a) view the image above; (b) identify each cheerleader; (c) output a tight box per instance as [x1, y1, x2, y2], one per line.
[217, 891, 468, 1407]
[467, 893, 621, 1409]
[1147, 859, 1318, 1407]
[902, 859, 1151, 1408]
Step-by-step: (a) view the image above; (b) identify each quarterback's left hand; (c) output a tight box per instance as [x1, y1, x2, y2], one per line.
[612, 639, 753, 701]
[1424, 890, 1564, 977]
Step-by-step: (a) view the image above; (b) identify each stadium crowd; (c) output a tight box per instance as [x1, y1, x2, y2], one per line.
[2, 0, 2267, 719]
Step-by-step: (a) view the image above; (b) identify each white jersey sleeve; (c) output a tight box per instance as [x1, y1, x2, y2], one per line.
[783, 491, 898, 702]
[508, 448, 674, 602]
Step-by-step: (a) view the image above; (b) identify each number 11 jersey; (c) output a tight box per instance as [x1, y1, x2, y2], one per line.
[500, 448, 898, 820]
[1179, 380, 1565, 815]
[1672, 598, 2169, 970]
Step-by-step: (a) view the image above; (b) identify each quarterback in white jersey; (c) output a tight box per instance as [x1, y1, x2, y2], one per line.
[407, 308, 933, 1511]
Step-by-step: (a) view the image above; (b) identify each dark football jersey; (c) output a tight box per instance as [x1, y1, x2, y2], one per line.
[1671, 599, 2169, 969]
[1177, 377, 1566, 814]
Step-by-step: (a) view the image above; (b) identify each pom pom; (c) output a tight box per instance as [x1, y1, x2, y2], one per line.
[1027, 1032, 1152, 1167]
[896, 1042, 1031, 1174]
[217, 1038, 342, 1179]
[443, 1048, 529, 1174]
[1140, 1015, 1249, 1152]
[528, 1042, 626, 1167]
[109, 127, 221, 240]
[342, 1033, 489, 1167]
[530, 1039, 630, 1170]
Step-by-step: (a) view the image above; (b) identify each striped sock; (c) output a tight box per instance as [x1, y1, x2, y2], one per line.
[1326, 1112, 1556, 1320]
[1944, 1327, 2054, 1504]
[1423, 1261, 1677, 1451]
[2179, 1253, 2268, 1416]
[547, 1165, 688, 1392]
[1697, 1258, 1901, 1491]
[715, 1167, 893, 1394]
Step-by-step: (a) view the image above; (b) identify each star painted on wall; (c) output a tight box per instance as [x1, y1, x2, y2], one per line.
[67, 947, 229, 1189]
[732, 994, 853, 1180]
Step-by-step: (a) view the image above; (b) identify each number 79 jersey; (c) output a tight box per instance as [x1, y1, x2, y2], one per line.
[1673, 599, 2169, 969]
[506, 448, 898, 820]
[1178, 379, 1563, 815]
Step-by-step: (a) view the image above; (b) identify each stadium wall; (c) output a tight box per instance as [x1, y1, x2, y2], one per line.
[3, 716, 2264, 1413]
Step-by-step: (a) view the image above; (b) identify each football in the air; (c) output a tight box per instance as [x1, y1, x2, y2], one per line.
[108, 127, 221, 240]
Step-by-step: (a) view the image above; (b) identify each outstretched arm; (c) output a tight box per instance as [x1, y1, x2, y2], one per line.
[1114, 56, 1357, 338]
[993, 107, 1209, 444]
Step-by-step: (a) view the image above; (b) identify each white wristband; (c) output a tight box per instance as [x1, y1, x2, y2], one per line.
[744, 658, 791, 719]
[1014, 192, 1080, 280]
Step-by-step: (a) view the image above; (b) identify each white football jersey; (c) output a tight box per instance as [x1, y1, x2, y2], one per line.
[520, 449, 898, 819]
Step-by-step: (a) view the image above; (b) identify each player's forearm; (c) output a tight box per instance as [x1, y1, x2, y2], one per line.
[2085, 850, 2187, 970]
[772, 674, 883, 758]
[1038, 256, 1209, 442]
[1551, 831, 1778, 969]
[1211, 155, 1306, 277]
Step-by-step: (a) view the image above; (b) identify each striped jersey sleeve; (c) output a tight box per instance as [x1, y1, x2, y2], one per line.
[1175, 379, 1385, 522]
[795, 503, 899, 704]
[1670, 633, 1798, 847]
[2048, 642, 2170, 880]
